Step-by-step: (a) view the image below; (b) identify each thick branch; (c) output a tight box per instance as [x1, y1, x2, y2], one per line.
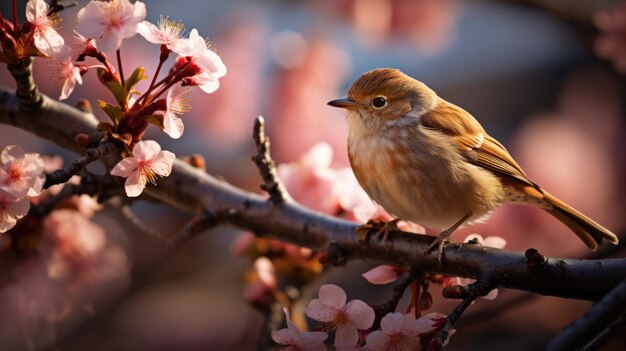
[1, 86, 626, 301]
[547, 278, 626, 351]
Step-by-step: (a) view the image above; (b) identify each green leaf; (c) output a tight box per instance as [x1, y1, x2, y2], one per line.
[98, 100, 125, 126]
[125, 67, 148, 92]
[106, 81, 129, 107]
[144, 114, 165, 130]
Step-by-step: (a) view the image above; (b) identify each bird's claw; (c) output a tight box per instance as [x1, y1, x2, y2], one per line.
[424, 232, 452, 264]
[354, 218, 401, 244]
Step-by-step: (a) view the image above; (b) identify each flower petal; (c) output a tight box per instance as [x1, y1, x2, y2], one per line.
[362, 265, 400, 285]
[305, 298, 337, 323]
[150, 151, 175, 177]
[334, 324, 359, 348]
[1, 145, 26, 165]
[111, 158, 138, 178]
[380, 312, 407, 335]
[132, 140, 161, 160]
[163, 113, 184, 139]
[123, 168, 146, 197]
[345, 299, 375, 330]
[364, 330, 390, 351]
[318, 284, 347, 309]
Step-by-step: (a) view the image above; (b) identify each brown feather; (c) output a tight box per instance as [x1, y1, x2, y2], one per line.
[421, 98, 619, 249]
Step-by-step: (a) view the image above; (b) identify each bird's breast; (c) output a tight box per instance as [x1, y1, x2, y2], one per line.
[348, 127, 505, 229]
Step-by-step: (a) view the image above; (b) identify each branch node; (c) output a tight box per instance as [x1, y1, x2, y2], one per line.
[442, 285, 468, 299]
[251, 116, 291, 204]
[322, 242, 347, 267]
[525, 248, 549, 272]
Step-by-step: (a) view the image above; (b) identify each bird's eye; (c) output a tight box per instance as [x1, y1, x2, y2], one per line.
[372, 96, 387, 109]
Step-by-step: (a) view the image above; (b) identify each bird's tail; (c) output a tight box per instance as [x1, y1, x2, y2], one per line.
[543, 191, 619, 250]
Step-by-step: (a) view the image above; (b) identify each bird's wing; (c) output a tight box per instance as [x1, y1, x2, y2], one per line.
[420, 100, 535, 187]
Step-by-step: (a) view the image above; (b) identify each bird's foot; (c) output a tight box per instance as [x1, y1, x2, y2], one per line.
[424, 230, 453, 263]
[355, 218, 401, 244]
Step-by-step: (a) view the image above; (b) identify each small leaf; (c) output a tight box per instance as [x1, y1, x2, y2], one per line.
[106, 81, 129, 107]
[125, 67, 148, 92]
[96, 121, 114, 131]
[144, 114, 165, 130]
[110, 132, 133, 146]
[98, 100, 125, 126]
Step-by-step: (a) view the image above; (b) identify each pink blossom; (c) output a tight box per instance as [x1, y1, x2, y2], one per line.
[278, 143, 341, 214]
[42, 209, 130, 292]
[178, 29, 227, 94]
[110, 140, 175, 197]
[75, 0, 146, 53]
[137, 16, 188, 55]
[53, 57, 83, 100]
[362, 265, 402, 285]
[0, 188, 30, 233]
[365, 312, 438, 351]
[159, 83, 190, 139]
[25, 0, 66, 58]
[0, 145, 45, 198]
[305, 284, 374, 348]
[456, 234, 506, 300]
[272, 307, 328, 351]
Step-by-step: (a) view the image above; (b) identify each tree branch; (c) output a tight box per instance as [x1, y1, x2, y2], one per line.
[1, 85, 625, 301]
[547, 278, 626, 351]
[251, 115, 292, 204]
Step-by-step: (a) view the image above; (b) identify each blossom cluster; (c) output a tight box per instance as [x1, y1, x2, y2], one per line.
[2, 0, 227, 198]
[0, 145, 45, 233]
[272, 284, 447, 350]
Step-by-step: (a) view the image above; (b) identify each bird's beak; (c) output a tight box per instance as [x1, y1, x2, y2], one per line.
[327, 98, 360, 110]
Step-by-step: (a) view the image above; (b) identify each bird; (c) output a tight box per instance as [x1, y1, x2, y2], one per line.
[327, 68, 619, 260]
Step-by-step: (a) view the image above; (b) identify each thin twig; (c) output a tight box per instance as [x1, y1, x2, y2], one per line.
[44, 142, 118, 189]
[166, 210, 219, 248]
[431, 281, 493, 349]
[116, 49, 125, 86]
[378, 268, 419, 317]
[116, 205, 166, 242]
[547, 278, 626, 351]
[251, 116, 292, 204]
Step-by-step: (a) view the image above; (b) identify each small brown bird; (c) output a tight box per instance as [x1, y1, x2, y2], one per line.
[328, 68, 618, 259]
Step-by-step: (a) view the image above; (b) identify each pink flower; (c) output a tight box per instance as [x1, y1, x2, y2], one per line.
[53, 57, 83, 100]
[110, 140, 175, 197]
[365, 312, 439, 351]
[456, 234, 507, 300]
[75, 0, 146, 53]
[0, 145, 45, 198]
[254, 257, 277, 289]
[178, 29, 227, 94]
[25, 0, 66, 58]
[137, 16, 188, 55]
[305, 284, 375, 348]
[362, 265, 403, 285]
[159, 83, 190, 139]
[0, 189, 30, 233]
[278, 143, 342, 214]
[272, 307, 328, 351]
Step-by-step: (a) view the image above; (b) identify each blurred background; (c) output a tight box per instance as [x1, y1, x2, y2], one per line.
[1, 0, 625, 350]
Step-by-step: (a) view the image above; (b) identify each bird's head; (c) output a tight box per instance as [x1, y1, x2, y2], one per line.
[328, 68, 438, 133]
